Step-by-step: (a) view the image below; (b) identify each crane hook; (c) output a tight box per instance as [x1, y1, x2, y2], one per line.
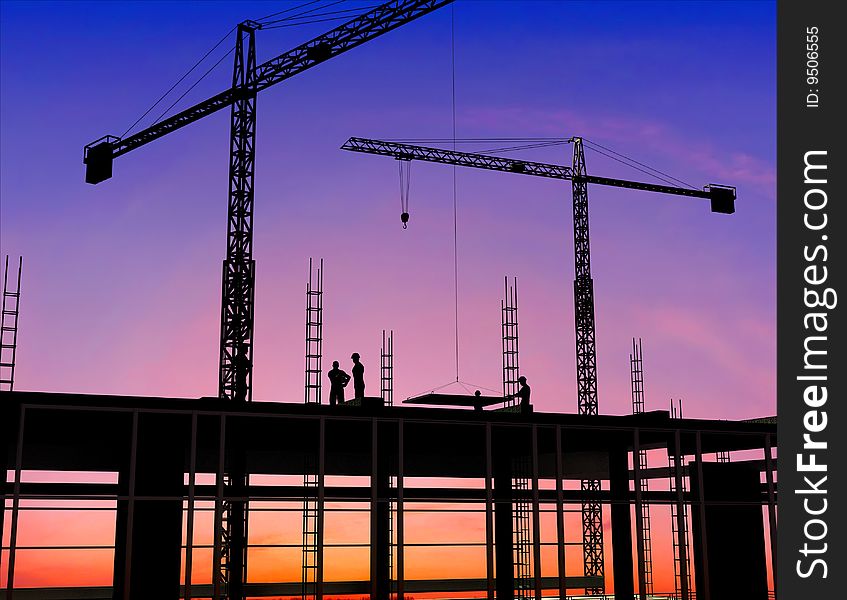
[399, 158, 412, 230]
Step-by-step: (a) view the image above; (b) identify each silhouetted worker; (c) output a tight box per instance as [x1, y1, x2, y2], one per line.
[234, 344, 251, 402]
[327, 360, 351, 406]
[351, 352, 365, 398]
[473, 390, 483, 412]
[515, 376, 531, 413]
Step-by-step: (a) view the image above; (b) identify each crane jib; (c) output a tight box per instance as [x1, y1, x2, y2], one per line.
[340, 137, 737, 214]
[83, 0, 454, 185]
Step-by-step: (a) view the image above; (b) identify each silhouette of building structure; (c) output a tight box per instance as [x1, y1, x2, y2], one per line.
[1, 390, 776, 600]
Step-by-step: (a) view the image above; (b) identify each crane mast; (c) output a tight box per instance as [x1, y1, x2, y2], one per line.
[571, 139, 597, 416]
[210, 21, 258, 600]
[571, 138, 605, 593]
[220, 21, 258, 404]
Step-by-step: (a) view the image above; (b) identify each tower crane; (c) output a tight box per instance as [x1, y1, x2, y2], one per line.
[341, 135, 735, 594]
[83, 3, 452, 599]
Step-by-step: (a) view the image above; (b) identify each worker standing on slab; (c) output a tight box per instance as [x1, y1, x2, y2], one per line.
[234, 344, 251, 403]
[351, 353, 365, 398]
[515, 376, 531, 413]
[327, 360, 351, 406]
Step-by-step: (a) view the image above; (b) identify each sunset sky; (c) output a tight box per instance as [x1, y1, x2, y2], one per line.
[1, 0, 775, 592]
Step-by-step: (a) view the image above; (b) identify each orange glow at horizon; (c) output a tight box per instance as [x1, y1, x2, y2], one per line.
[2, 492, 774, 594]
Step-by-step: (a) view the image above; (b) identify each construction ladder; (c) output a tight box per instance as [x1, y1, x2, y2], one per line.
[302, 259, 323, 599]
[381, 330, 394, 406]
[630, 338, 654, 595]
[0, 256, 22, 392]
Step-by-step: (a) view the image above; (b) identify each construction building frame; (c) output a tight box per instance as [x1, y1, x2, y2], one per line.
[1, 391, 776, 600]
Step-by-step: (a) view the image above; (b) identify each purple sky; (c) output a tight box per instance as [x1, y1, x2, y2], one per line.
[0, 0, 776, 420]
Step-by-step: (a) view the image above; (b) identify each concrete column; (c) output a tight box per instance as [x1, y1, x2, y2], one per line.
[609, 443, 634, 600]
[493, 449, 515, 599]
[371, 420, 391, 600]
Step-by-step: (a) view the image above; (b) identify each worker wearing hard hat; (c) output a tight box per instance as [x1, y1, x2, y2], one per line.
[515, 376, 531, 413]
[351, 353, 365, 399]
[327, 361, 351, 406]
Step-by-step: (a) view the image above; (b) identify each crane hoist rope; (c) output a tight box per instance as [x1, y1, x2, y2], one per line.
[398, 157, 412, 227]
[450, 2, 460, 382]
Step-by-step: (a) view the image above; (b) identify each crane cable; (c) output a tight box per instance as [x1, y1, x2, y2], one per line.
[583, 138, 698, 190]
[121, 1, 374, 136]
[121, 25, 236, 138]
[450, 2, 460, 382]
[383, 137, 697, 191]
[398, 158, 411, 228]
[152, 44, 237, 127]
[256, 0, 325, 23]
[260, 3, 381, 29]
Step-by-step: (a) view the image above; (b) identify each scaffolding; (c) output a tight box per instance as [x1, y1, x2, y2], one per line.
[380, 329, 396, 590]
[630, 338, 654, 596]
[670, 399, 693, 600]
[302, 259, 323, 599]
[304, 258, 324, 405]
[381, 329, 394, 407]
[0, 255, 22, 392]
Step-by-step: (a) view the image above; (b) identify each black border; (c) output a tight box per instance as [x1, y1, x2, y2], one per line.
[777, 0, 846, 594]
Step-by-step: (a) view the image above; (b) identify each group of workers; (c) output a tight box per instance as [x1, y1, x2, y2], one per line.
[326, 353, 531, 411]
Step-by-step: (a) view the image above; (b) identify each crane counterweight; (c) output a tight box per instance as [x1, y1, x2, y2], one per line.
[84, 138, 117, 184]
[707, 184, 737, 214]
